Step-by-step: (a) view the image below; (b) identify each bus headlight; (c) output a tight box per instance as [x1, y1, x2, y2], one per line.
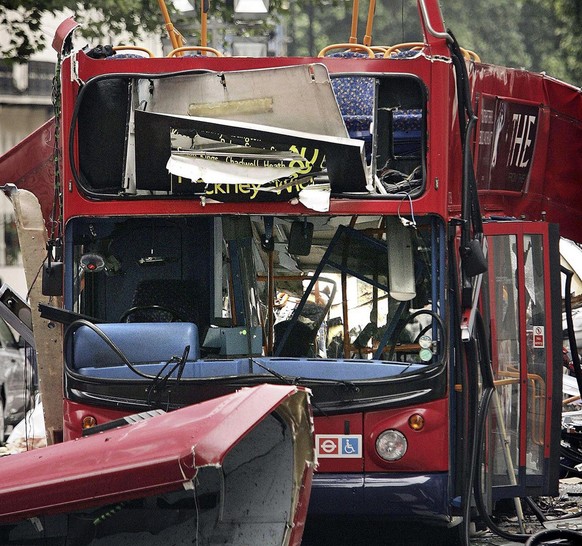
[375, 429, 407, 461]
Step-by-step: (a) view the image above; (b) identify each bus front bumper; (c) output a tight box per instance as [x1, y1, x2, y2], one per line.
[309, 472, 451, 521]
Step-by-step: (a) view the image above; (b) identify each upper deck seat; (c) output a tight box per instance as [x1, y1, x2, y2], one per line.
[329, 52, 422, 159]
[107, 54, 145, 59]
[330, 54, 375, 142]
[392, 109, 423, 156]
[387, 49, 422, 59]
[86, 45, 146, 60]
[393, 109, 422, 131]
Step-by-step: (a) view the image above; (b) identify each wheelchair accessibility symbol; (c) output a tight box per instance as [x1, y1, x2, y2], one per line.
[316, 435, 362, 458]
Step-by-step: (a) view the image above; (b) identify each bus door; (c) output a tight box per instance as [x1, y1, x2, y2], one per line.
[482, 221, 561, 500]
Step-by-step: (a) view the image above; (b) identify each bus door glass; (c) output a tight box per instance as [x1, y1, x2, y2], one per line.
[487, 232, 521, 490]
[483, 222, 561, 498]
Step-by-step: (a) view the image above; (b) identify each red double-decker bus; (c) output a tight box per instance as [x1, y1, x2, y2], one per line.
[2, 0, 582, 543]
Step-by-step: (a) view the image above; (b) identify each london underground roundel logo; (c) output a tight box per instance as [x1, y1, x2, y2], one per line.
[315, 435, 362, 458]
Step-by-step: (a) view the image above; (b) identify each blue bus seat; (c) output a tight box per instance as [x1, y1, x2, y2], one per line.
[331, 76, 374, 142]
[393, 109, 422, 156]
[332, 73, 422, 158]
[69, 322, 200, 370]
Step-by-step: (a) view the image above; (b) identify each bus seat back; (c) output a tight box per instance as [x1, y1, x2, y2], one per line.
[332, 76, 374, 140]
[69, 322, 200, 370]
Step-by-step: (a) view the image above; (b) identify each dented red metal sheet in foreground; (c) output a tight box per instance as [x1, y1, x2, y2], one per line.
[0, 384, 315, 545]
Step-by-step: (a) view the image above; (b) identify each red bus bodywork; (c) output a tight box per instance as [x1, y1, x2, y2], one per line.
[0, 0, 581, 536]
[0, 385, 314, 545]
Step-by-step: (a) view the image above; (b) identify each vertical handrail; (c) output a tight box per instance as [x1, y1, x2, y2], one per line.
[491, 389, 527, 532]
[341, 271, 350, 358]
[267, 250, 274, 354]
[363, 0, 376, 46]
[157, 0, 184, 50]
[417, 0, 452, 43]
[201, 0, 209, 49]
[349, 0, 360, 44]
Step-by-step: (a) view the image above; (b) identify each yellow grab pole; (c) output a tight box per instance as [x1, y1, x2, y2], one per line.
[157, 0, 183, 50]
[201, 0, 209, 50]
[363, 0, 376, 46]
[349, 0, 360, 44]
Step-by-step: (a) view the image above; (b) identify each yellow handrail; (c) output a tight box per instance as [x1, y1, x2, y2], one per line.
[497, 370, 546, 447]
[166, 46, 223, 58]
[318, 43, 375, 58]
[383, 41, 480, 62]
[201, 0, 208, 48]
[462, 49, 481, 62]
[112, 46, 155, 58]
[383, 42, 425, 58]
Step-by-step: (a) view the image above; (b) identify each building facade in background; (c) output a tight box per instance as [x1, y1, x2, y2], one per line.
[0, 17, 59, 295]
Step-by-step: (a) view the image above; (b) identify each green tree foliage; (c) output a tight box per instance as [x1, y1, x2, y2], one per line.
[285, 1, 422, 57]
[279, 0, 579, 84]
[1, 0, 580, 84]
[548, 0, 582, 83]
[440, 1, 530, 69]
[0, 0, 163, 59]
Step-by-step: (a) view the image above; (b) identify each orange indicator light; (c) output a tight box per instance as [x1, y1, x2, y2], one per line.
[81, 415, 98, 429]
[408, 413, 425, 431]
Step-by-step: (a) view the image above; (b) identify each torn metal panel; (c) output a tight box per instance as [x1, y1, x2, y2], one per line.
[3, 188, 63, 445]
[166, 149, 303, 186]
[135, 110, 368, 195]
[0, 119, 55, 230]
[142, 64, 348, 138]
[0, 384, 315, 546]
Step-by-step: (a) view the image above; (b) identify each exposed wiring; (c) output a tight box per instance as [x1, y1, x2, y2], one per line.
[397, 192, 417, 229]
